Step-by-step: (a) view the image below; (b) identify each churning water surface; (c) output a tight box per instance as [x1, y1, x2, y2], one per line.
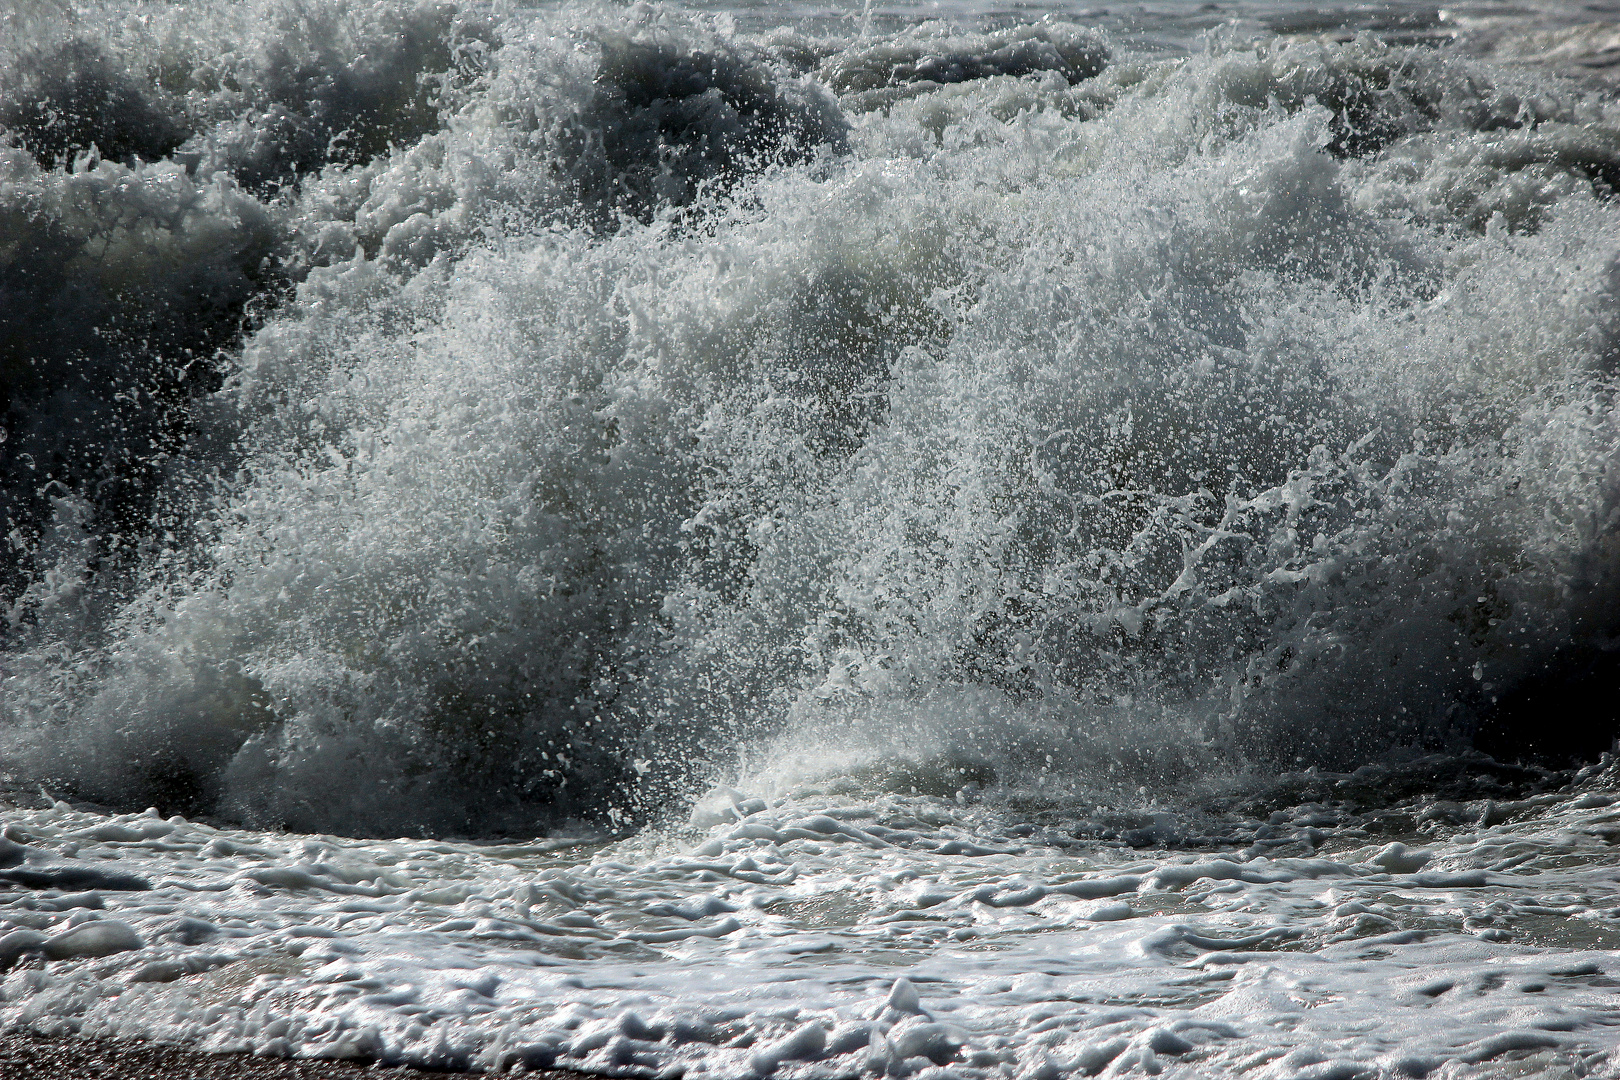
[3, 0, 1620, 1075]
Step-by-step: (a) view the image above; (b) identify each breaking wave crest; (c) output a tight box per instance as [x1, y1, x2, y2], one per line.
[5, 1, 1620, 835]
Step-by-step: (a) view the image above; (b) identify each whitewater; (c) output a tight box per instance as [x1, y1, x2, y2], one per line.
[4, 0, 1620, 1075]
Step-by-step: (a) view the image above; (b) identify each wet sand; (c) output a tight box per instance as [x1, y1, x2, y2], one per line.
[0, 1031, 583, 1078]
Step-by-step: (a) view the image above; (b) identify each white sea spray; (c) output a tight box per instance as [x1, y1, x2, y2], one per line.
[4, 2, 1620, 833]
[2, 2, 1620, 1076]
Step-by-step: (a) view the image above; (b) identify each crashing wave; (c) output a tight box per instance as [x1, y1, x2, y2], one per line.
[3, 3, 1620, 834]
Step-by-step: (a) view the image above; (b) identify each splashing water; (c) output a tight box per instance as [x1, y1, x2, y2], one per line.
[5, 0, 1619, 834]
[2, 2, 1620, 1073]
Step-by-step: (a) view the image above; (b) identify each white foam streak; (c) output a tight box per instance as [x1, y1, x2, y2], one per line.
[0, 775, 1618, 1075]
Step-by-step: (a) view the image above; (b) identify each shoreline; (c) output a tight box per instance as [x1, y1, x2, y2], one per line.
[0, 1030, 586, 1079]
